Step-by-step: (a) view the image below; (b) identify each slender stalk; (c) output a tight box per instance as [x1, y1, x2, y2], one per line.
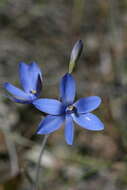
[33, 134, 49, 190]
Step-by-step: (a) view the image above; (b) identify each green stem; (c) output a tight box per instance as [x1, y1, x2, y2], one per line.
[33, 135, 49, 190]
[69, 61, 75, 74]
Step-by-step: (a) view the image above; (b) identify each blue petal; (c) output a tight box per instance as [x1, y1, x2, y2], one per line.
[29, 62, 42, 93]
[33, 98, 65, 115]
[6, 95, 31, 104]
[65, 115, 74, 145]
[36, 75, 42, 97]
[37, 115, 64, 134]
[74, 96, 102, 114]
[4, 82, 29, 99]
[60, 73, 76, 105]
[72, 113, 104, 131]
[19, 62, 42, 93]
[19, 62, 31, 93]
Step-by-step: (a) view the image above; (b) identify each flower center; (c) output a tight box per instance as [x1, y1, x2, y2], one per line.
[68, 105, 74, 111]
[66, 105, 76, 114]
[30, 90, 37, 95]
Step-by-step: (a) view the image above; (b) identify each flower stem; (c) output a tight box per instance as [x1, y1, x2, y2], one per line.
[33, 134, 49, 190]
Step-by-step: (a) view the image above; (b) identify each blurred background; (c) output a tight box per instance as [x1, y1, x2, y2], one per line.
[0, 0, 127, 189]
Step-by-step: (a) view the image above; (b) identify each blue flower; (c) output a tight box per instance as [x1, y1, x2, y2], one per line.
[33, 73, 104, 145]
[4, 62, 42, 104]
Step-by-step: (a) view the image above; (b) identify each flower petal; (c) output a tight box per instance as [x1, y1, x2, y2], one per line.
[65, 115, 74, 145]
[19, 62, 42, 93]
[19, 62, 31, 93]
[74, 96, 102, 114]
[72, 113, 104, 131]
[33, 98, 65, 115]
[29, 62, 42, 93]
[37, 115, 64, 134]
[6, 95, 31, 104]
[36, 75, 43, 97]
[4, 82, 29, 99]
[60, 73, 76, 105]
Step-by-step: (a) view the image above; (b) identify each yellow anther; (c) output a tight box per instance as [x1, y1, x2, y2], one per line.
[68, 105, 74, 111]
[31, 90, 37, 94]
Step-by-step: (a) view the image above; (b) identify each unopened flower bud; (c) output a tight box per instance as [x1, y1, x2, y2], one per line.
[69, 40, 83, 73]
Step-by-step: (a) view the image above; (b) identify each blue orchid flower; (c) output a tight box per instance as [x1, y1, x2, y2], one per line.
[4, 62, 42, 104]
[33, 73, 104, 145]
